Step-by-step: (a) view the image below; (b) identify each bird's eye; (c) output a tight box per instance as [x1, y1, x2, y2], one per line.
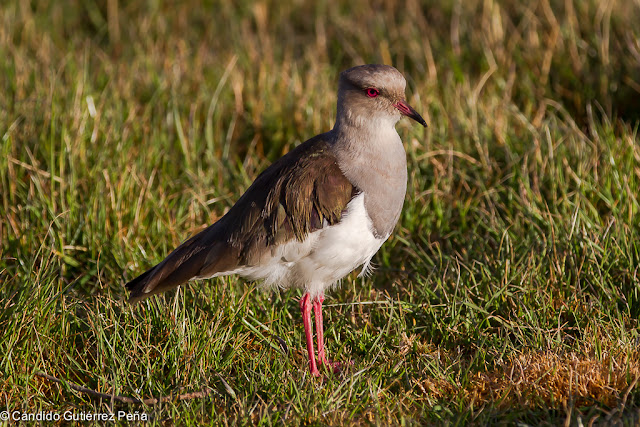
[365, 88, 380, 98]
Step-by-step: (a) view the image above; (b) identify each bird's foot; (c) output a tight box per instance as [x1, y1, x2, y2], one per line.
[319, 356, 353, 374]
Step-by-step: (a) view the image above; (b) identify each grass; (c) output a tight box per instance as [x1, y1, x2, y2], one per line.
[1, 0, 640, 424]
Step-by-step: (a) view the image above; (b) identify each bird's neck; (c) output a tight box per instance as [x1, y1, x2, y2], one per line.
[331, 113, 402, 157]
[329, 113, 408, 238]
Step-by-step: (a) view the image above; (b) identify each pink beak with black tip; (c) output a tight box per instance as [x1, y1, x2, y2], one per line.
[394, 100, 427, 127]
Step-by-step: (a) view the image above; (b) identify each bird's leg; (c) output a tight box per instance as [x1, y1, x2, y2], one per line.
[313, 294, 342, 373]
[299, 293, 320, 377]
[313, 295, 329, 366]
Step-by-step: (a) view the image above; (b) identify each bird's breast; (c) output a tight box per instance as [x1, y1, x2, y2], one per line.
[334, 129, 408, 238]
[232, 193, 385, 297]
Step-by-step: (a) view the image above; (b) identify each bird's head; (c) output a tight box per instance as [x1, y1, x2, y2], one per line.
[336, 64, 427, 129]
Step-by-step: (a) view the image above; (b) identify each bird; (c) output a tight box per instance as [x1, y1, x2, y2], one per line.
[125, 64, 427, 377]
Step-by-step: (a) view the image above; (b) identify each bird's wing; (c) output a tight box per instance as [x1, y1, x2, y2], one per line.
[126, 133, 357, 303]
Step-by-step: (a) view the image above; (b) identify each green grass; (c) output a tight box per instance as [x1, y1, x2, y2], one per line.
[2, 0, 640, 424]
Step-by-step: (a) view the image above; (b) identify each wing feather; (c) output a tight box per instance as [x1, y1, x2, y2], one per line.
[126, 133, 357, 302]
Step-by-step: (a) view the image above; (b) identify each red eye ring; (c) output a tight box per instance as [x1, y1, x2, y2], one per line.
[365, 88, 380, 98]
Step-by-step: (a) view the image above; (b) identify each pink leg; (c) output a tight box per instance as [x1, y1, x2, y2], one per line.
[313, 295, 343, 373]
[299, 294, 320, 377]
[313, 295, 330, 366]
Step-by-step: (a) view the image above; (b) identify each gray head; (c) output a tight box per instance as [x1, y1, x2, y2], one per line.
[335, 64, 427, 129]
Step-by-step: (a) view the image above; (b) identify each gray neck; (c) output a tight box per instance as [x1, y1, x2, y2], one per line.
[329, 118, 407, 238]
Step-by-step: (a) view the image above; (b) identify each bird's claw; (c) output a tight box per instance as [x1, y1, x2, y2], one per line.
[320, 357, 353, 374]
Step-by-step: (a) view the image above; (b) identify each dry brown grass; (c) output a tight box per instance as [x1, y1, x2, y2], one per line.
[466, 349, 639, 409]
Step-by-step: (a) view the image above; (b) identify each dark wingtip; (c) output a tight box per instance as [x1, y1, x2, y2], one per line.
[124, 267, 155, 304]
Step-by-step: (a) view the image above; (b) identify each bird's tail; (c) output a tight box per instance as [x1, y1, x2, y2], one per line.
[125, 266, 162, 304]
[125, 225, 238, 304]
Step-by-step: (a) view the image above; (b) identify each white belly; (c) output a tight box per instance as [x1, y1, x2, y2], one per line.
[232, 193, 387, 298]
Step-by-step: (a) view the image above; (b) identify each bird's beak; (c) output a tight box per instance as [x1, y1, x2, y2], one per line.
[394, 100, 427, 127]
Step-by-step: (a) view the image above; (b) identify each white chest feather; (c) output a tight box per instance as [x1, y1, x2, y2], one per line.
[229, 193, 387, 297]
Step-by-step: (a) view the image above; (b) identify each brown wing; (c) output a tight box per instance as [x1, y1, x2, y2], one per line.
[221, 135, 357, 266]
[126, 133, 357, 303]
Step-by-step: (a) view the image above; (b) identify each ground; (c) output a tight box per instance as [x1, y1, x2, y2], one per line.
[1, 0, 639, 425]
